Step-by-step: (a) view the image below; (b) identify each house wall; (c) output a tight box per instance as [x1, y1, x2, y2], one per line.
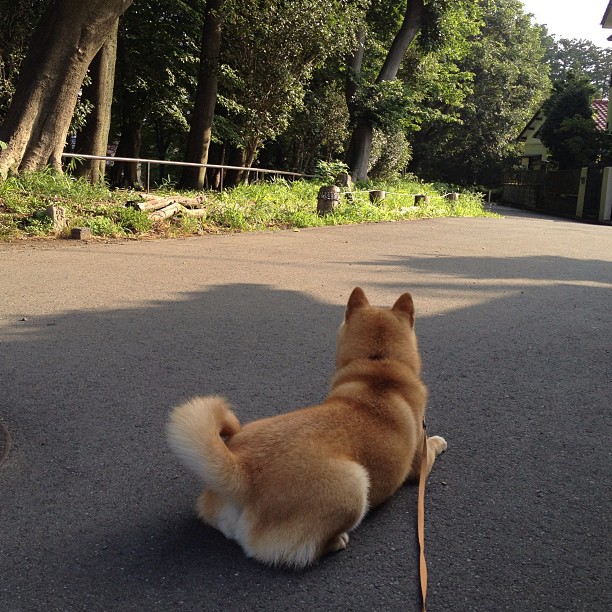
[520, 115, 548, 169]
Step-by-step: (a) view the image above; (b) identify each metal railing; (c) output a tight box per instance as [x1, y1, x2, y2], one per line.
[62, 153, 311, 193]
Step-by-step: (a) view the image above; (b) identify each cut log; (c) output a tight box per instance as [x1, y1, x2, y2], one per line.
[125, 194, 204, 212]
[148, 203, 182, 220]
[147, 203, 208, 221]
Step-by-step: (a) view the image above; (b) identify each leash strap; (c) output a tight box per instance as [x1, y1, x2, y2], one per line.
[417, 423, 428, 612]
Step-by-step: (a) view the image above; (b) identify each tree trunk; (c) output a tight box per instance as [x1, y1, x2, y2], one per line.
[0, 0, 133, 179]
[73, 19, 119, 183]
[345, 118, 373, 182]
[224, 145, 245, 188]
[179, 0, 224, 190]
[109, 121, 141, 188]
[345, 28, 365, 114]
[345, 0, 425, 181]
[376, 0, 425, 84]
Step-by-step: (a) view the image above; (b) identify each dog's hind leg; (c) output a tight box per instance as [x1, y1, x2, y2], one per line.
[244, 459, 370, 568]
[196, 488, 243, 542]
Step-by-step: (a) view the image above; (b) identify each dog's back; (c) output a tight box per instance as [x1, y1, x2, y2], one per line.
[167, 288, 447, 568]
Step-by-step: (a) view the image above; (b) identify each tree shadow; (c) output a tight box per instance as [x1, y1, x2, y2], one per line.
[0, 284, 423, 611]
[0, 268, 609, 611]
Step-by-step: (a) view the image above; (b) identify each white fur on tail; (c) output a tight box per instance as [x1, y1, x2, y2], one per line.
[167, 396, 243, 494]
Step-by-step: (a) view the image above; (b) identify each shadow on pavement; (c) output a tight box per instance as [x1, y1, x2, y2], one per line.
[0, 285, 422, 612]
[1, 270, 610, 610]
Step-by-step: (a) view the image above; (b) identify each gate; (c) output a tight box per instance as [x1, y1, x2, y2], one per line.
[582, 165, 604, 220]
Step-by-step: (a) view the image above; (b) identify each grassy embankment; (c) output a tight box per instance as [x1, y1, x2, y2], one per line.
[0, 170, 495, 240]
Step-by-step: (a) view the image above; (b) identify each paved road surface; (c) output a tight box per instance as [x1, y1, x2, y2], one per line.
[1, 207, 610, 611]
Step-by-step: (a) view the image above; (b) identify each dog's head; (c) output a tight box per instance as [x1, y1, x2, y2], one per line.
[335, 287, 421, 372]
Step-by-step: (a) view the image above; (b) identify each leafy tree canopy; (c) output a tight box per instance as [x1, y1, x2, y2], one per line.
[409, 0, 551, 186]
[539, 71, 598, 170]
[541, 33, 612, 97]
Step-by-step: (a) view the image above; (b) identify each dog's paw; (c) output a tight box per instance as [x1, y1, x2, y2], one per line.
[326, 532, 350, 554]
[429, 435, 447, 455]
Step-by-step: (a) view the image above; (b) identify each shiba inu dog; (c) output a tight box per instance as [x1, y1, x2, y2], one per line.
[167, 287, 447, 568]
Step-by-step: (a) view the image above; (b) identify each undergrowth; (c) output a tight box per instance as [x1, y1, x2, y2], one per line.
[0, 170, 495, 240]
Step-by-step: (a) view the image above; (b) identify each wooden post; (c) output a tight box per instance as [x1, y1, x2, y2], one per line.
[415, 194, 430, 205]
[317, 185, 340, 215]
[369, 190, 386, 203]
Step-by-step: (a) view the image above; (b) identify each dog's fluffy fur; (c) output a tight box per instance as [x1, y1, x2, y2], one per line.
[167, 287, 447, 568]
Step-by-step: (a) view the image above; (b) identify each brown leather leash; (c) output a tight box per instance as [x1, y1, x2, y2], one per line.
[417, 423, 428, 612]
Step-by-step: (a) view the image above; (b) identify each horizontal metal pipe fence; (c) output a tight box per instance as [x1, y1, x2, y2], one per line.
[62, 153, 312, 193]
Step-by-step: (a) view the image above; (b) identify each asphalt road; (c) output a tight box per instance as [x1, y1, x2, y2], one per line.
[1, 207, 611, 611]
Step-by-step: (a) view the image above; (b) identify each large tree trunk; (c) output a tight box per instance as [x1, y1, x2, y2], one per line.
[0, 0, 133, 179]
[345, 0, 425, 181]
[179, 0, 224, 190]
[345, 28, 365, 113]
[345, 118, 373, 182]
[73, 19, 119, 183]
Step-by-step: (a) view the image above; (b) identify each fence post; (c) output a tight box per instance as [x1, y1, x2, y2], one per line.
[576, 167, 588, 218]
[599, 167, 612, 221]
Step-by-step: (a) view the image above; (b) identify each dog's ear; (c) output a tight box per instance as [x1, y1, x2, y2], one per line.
[392, 292, 415, 326]
[345, 287, 369, 319]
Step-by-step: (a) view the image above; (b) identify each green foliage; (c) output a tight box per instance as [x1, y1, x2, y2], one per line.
[541, 34, 612, 98]
[113, 0, 202, 160]
[0, 170, 494, 239]
[0, 169, 150, 238]
[217, 0, 365, 161]
[410, 0, 551, 186]
[0, 0, 50, 120]
[539, 72, 598, 170]
[369, 130, 412, 180]
[351, 79, 414, 132]
[314, 160, 350, 184]
[264, 73, 350, 172]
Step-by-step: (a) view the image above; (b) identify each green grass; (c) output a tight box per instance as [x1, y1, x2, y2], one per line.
[0, 170, 496, 240]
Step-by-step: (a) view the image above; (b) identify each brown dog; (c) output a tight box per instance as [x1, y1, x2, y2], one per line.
[167, 287, 447, 568]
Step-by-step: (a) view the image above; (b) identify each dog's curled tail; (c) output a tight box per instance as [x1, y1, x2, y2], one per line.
[167, 396, 243, 495]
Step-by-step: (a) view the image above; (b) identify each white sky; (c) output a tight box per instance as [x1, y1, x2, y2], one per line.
[520, 0, 610, 46]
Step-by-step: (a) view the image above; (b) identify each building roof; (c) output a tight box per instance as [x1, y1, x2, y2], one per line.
[592, 99, 608, 131]
[518, 99, 608, 142]
[602, 1, 612, 28]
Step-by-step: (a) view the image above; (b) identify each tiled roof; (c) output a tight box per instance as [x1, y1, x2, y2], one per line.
[592, 99, 608, 131]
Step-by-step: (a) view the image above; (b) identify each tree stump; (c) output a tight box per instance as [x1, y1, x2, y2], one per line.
[446, 192, 459, 201]
[369, 190, 386, 203]
[317, 185, 340, 216]
[415, 194, 430, 205]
